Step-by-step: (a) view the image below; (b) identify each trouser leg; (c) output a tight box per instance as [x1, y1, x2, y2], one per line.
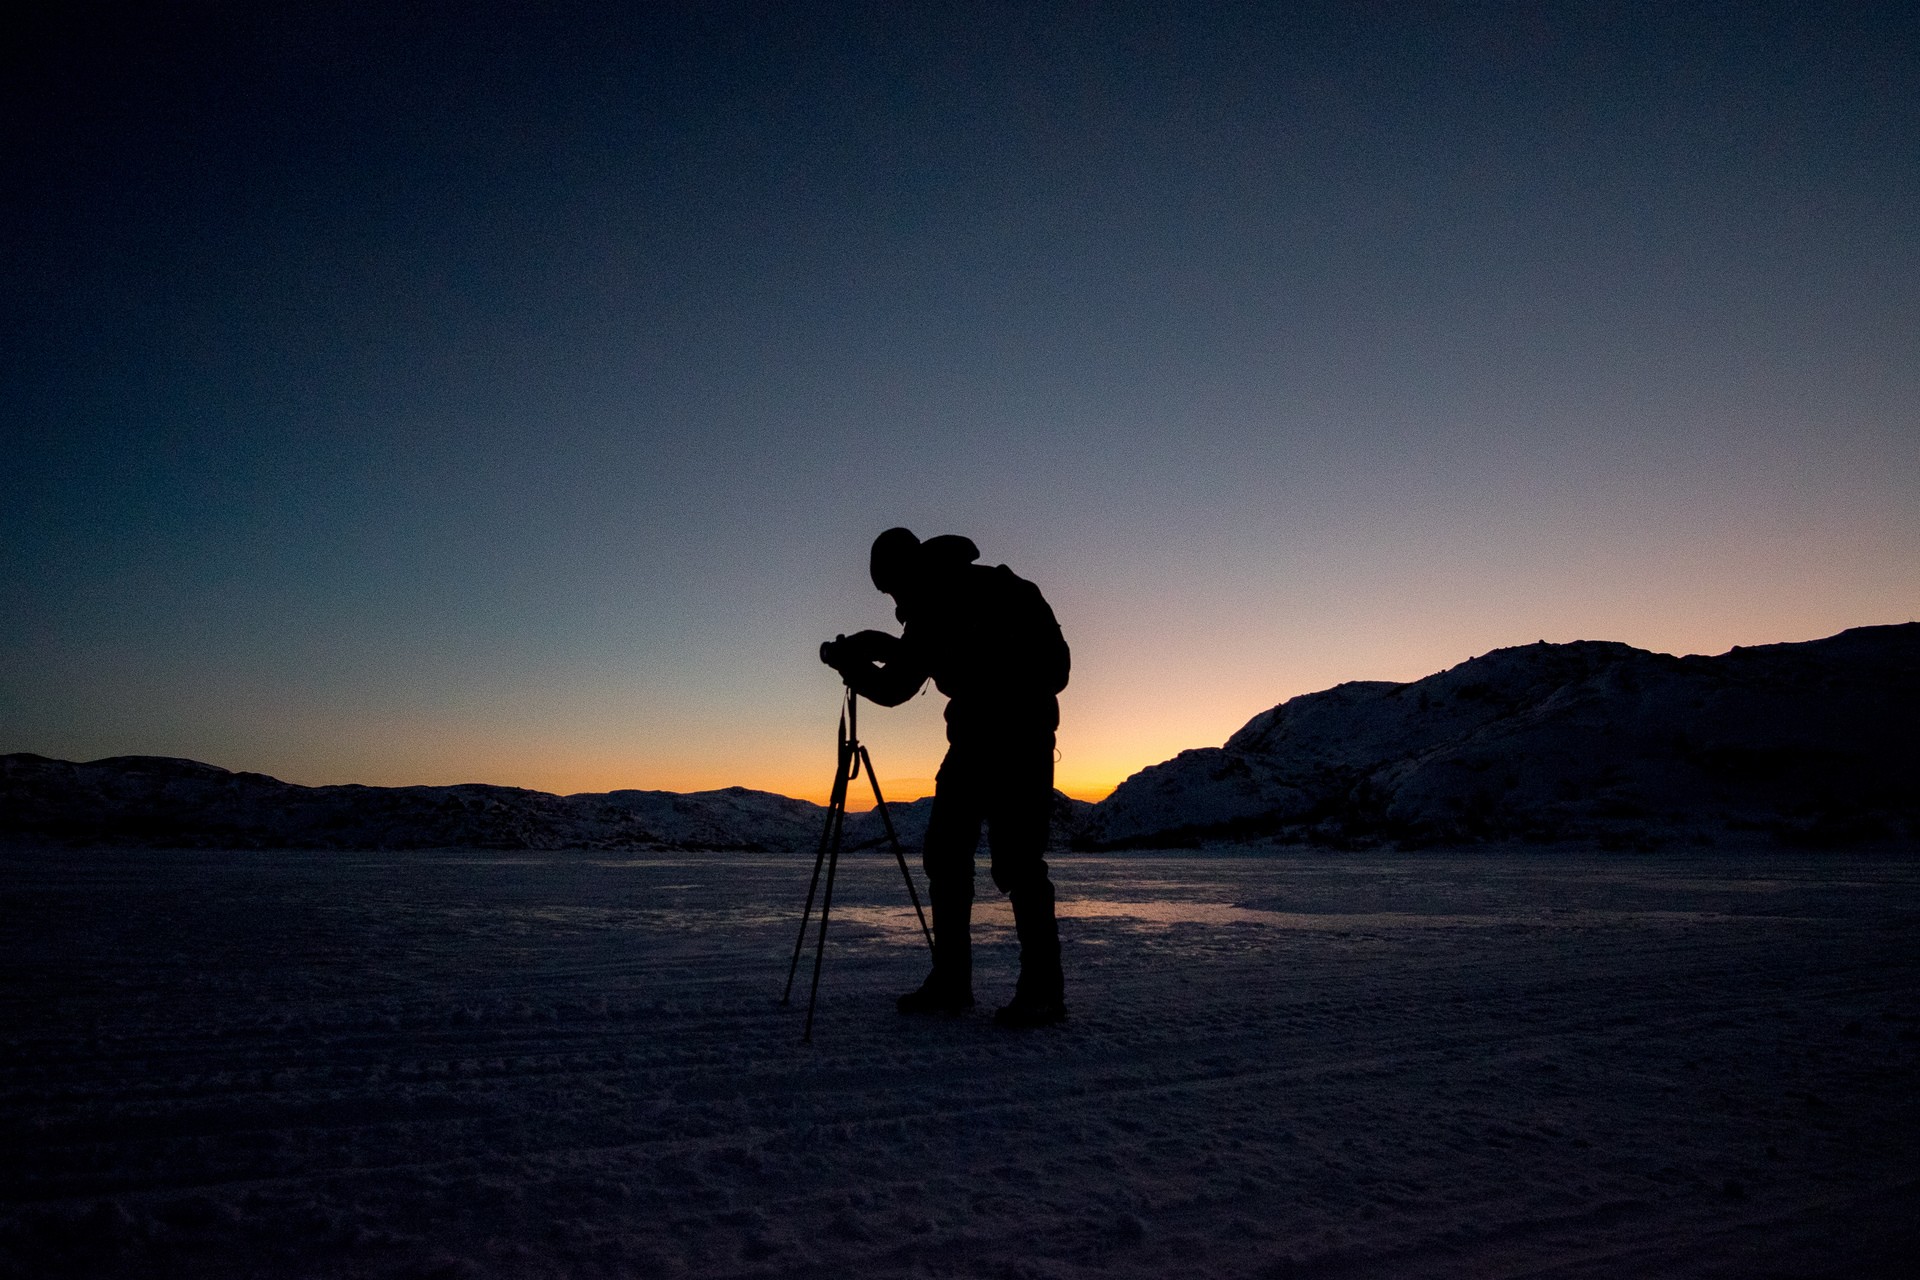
[1008, 878, 1063, 1003]
[920, 753, 982, 997]
[929, 885, 973, 993]
[988, 734, 1063, 1004]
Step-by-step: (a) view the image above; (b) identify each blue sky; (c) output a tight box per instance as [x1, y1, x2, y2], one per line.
[4, 1, 1915, 800]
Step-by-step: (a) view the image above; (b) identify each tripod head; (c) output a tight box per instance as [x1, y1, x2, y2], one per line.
[834, 685, 862, 784]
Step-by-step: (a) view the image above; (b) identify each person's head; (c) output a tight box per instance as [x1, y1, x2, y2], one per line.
[869, 527, 921, 595]
[870, 527, 980, 600]
[875, 525, 983, 594]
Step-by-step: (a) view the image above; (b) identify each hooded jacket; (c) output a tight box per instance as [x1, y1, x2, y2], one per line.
[840, 536, 1069, 743]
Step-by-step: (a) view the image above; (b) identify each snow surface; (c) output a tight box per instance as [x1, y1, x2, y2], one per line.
[4, 845, 1918, 1278]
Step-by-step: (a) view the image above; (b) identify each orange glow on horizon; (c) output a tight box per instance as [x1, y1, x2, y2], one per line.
[260, 752, 1130, 808]
[75, 610, 1916, 811]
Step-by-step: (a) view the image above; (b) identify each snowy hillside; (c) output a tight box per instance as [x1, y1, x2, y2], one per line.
[1087, 623, 1920, 850]
[0, 755, 825, 851]
[0, 754, 1090, 853]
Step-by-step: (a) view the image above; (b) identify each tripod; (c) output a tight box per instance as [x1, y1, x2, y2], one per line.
[782, 685, 934, 1041]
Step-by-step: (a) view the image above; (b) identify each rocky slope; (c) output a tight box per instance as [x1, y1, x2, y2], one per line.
[0, 755, 828, 851]
[0, 753, 1091, 853]
[1085, 623, 1920, 849]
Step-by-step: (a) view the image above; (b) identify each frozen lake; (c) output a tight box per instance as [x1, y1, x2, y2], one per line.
[3, 846, 1917, 1278]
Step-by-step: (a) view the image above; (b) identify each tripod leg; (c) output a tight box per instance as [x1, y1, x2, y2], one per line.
[802, 780, 849, 1043]
[787, 695, 857, 1010]
[858, 744, 934, 955]
[782, 793, 839, 1005]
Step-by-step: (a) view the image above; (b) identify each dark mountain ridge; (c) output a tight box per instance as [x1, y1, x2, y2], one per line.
[4, 624, 1914, 851]
[0, 754, 818, 851]
[1085, 623, 1919, 850]
[0, 753, 1090, 852]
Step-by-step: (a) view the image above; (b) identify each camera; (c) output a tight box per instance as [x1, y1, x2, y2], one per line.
[821, 629, 898, 674]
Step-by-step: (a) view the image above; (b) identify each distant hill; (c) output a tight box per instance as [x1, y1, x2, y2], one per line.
[0, 756, 824, 851]
[5, 624, 1913, 852]
[1084, 623, 1920, 850]
[0, 754, 1090, 853]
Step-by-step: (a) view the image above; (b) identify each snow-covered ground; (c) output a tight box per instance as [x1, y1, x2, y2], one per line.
[3, 845, 1917, 1278]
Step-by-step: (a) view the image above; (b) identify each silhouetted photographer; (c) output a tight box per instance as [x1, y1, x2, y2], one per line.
[821, 528, 1071, 1027]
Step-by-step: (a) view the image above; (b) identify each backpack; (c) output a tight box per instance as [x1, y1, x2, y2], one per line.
[974, 564, 1070, 698]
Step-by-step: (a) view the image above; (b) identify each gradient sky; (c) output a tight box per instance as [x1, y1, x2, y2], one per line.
[4, 1, 1916, 804]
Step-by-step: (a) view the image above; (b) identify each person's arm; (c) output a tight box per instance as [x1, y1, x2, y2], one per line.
[823, 629, 928, 706]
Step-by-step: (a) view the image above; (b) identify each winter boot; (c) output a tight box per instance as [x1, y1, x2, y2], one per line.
[897, 889, 974, 1015]
[996, 884, 1066, 1028]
